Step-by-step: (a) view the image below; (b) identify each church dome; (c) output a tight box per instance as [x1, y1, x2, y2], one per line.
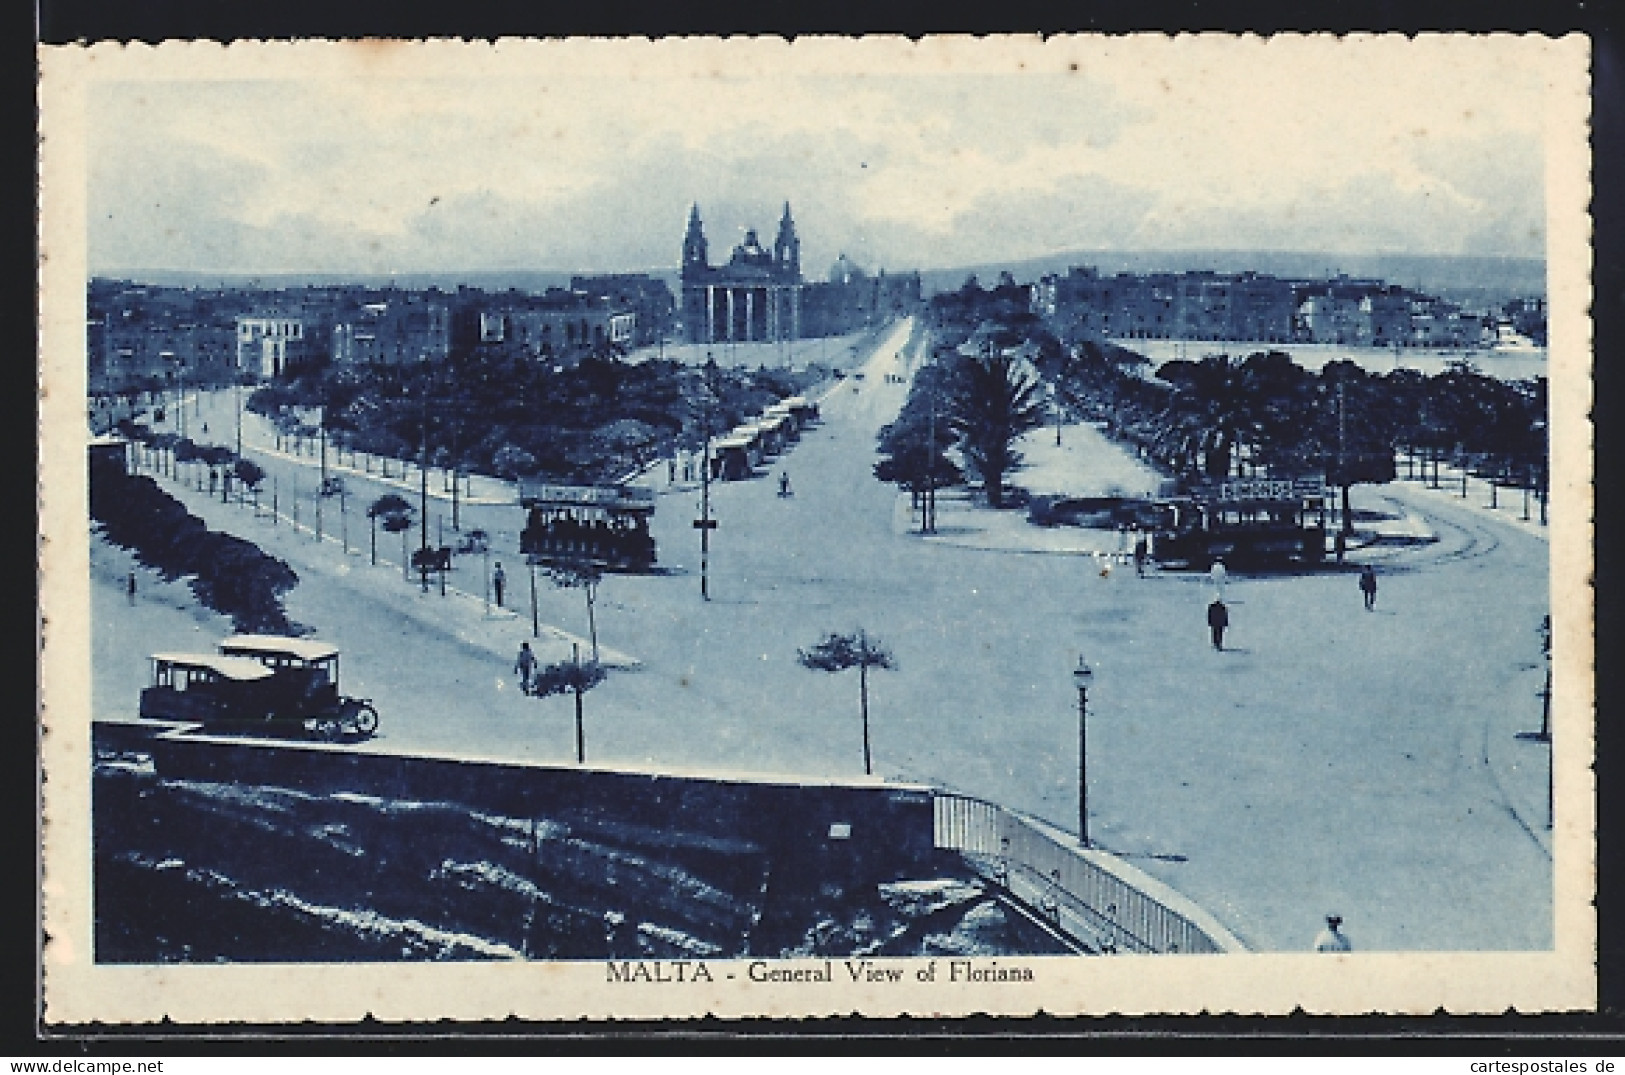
[828, 253, 867, 285]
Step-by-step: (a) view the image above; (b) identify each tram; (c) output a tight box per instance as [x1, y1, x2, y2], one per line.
[1152, 476, 1328, 569]
[518, 480, 657, 570]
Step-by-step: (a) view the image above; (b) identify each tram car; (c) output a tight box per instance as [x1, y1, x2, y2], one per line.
[518, 480, 657, 570]
[709, 434, 756, 481]
[1151, 476, 1328, 569]
[761, 401, 801, 444]
[139, 635, 379, 741]
[781, 395, 821, 427]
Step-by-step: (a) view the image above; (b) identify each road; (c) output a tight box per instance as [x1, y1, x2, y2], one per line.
[102, 316, 1553, 952]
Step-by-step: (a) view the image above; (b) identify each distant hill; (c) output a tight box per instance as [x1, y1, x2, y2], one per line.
[101, 250, 1545, 307]
[918, 250, 1546, 304]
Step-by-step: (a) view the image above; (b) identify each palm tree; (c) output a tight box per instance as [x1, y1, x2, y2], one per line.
[947, 345, 1047, 508]
[798, 630, 897, 775]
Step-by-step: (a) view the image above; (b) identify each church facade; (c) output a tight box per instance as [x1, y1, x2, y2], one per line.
[680, 204, 804, 344]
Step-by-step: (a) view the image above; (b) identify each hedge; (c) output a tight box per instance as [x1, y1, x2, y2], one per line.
[90, 458, 300, 635]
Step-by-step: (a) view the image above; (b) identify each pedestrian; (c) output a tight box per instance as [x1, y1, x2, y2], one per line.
[1313, 914, 1352, 953]
[779, 471, 792, 497]
[1133, 531, 1148, 578]
[1359, 564, 1378, 611]
[1209, 558, 1227, 600]
[126, 571, 137, 606]
[1334, 529, 1347, 565]
[1207, 597, 1229, 651]
[493, 561, 507, 609]
[514, 641, 537, 695]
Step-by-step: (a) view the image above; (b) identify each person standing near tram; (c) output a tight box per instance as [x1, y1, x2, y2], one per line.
[1207, 597, 1230, 651]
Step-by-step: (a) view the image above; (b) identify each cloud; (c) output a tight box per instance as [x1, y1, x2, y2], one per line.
[86, 42, 1554, 275]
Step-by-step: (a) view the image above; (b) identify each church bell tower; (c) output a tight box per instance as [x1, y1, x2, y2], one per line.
[682, 204, 710, 281]
[774, 202, 801, 282]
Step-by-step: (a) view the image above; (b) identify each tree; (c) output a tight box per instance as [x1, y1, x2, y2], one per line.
[543, 557, 604, 663]
[530, 647, 608, 764]
[1311, 361, 1397, 533]
[873, 444, 963, 504]
[369, 493, 414, 573]
[233, 458, 265, 507]
[1155, 354, 1248, 480]
[875, 363, 960, 510]
[947, 346, 1047, 508]
[492, 444, 538, 481]
[797, 630, 896, 776]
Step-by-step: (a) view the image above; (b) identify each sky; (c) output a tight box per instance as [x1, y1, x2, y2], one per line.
[84, 37, 1557, 278]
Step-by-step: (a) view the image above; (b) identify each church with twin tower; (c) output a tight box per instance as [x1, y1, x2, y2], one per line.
[680, 203, 804, 344]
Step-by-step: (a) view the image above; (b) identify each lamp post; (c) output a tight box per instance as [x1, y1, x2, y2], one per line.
[419, 392, 431, 592]
[1073, 654, 1093, 847]
[694, 357, 719, 601]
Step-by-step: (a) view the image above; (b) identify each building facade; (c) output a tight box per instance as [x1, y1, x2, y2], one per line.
[451, 288, 633, 364]
[95, 320, 236, 393]
[680, 203, 803, 344]
[330, 295, 452, 367]
[236, 316, 308, 378]
[571, 274, 675, 348]
[1034, 267, 1296, 345]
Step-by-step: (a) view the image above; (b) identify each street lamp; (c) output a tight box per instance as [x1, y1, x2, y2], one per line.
[694, 357, 720, 601]
[1073, 654, 1094, 847]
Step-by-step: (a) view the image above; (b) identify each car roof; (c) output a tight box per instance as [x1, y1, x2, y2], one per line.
[218, 634, 341, 661]
[150, 653, 277, 681]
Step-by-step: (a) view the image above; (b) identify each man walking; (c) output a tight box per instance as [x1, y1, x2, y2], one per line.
[514, 641, 537, 695]
[1207, 597, 1229, 651]
[1133, 531, 1148, 578]
[493, 561, 507, 609]
[1359, 564, 1378, 611]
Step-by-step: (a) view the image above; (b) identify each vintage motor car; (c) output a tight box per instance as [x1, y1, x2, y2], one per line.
[139, 636, 379, 741]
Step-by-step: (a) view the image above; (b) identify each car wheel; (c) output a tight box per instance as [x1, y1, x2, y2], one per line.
[350, 703, 380, 737]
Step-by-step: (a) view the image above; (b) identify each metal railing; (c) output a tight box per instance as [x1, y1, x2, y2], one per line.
[933, 792, 1242, 955]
